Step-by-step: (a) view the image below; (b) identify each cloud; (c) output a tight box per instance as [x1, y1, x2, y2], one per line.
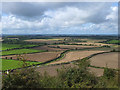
[106, 6, 118, 22]
[2, 2, 118, 34]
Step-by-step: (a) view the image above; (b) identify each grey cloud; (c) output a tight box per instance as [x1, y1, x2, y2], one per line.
[2, 2, 117, 34]
[2, 2, 113, 24]
[3, 2, 112, 17]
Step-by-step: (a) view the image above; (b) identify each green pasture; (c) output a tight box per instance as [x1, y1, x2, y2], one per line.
[2, 44, 21, 50]
[2, 43, 39, 50]
[2, 49, 46, 56]
[1, 59, 41, 71]
[106, 40, 120, 44]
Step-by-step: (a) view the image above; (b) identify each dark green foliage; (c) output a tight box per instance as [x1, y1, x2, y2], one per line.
[103, 68, 116, 79]
[56, 60, 98, 88]
[2, 68, 40, 89]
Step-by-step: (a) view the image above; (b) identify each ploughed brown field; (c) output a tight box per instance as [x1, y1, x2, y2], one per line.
[24, 39, 65, 44]
[49, 50, 105, 65]
[90, 52, 119, 69]
[32, 45, 67, 51]
[48, 45, 98, 49]
[2, 51, 63, 62]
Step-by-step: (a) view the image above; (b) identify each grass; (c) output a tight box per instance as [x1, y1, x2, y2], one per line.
[2, 49, 46, 56]
[21, 44, 38, 48]
[106, 40, 120, 44]
[1, 59, 41, 71]
[2, 43, 39, 50]
[2, 44, 21, 50]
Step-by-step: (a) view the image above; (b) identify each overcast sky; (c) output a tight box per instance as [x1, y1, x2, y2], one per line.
[2, 2, 118, 35]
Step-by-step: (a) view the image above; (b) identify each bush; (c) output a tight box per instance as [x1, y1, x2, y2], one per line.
[103, 68, 116, 79]
[57, 60, 98, 88]
[2, 68, 41, 89]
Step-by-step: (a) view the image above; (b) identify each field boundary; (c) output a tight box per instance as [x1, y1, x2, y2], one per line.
[2, 58, 41, 63]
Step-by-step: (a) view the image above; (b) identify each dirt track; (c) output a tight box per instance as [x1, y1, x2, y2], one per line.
[90, 52, 119, 69]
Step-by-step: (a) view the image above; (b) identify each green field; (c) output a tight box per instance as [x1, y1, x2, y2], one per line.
[106, 40, 120, 44]
[2, 44, 21, 50]
[2, 49, 46, 56]
[21, 44, 38, 48]
[1, 59, 41, 71]
[2, 44, 39, 50]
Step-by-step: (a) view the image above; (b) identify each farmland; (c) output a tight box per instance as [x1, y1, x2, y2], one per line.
[24, 38, 65, 44]
[48, 45, 98, 49]
[49, 50, 105, 65]
[32, 45, 66, 51]
[2, 44, 21, 50]
[105, 40, 120, 44]
[1, 35, 119, 88]
[90, 52, 118, 69]
[2, 43, 39, 51]
[1, 35, 119, 71]
[1, 59, 41, 71]
[2, 51, 63, 62]
[2, 49, 46, 56]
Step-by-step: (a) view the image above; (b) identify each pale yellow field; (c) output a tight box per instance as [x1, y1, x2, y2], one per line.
[25, 38, 64, 42]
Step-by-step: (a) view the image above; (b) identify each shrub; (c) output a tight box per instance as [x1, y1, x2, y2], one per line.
[57, 60, 98, 88]
[2, 68, 41, 89]
[103, 68, 116, 79]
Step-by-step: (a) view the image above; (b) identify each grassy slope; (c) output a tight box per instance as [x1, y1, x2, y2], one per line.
[1, 59, 41, 71]
[2, 49, 45, 56]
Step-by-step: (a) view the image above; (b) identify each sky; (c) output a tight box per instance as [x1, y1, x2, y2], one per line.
[1, 2, 118, 35]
